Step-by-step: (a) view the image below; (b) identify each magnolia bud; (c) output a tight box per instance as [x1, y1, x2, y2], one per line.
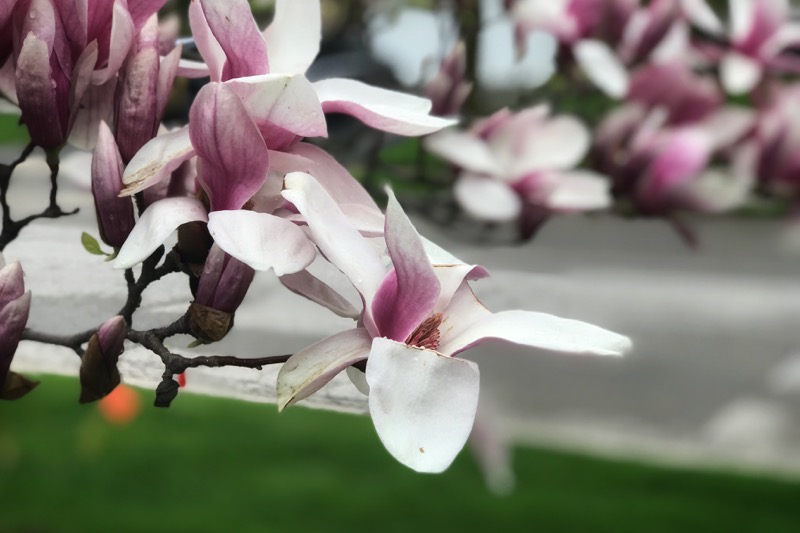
[1, 260, 35, 400]
[425, 41, 472, 117]
[92, 122, 136, 248]
[79, 316, 127, 403]
[189, 244, 255, 343]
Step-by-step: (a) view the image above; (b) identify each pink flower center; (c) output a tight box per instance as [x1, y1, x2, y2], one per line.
[405, 313, 444, 350]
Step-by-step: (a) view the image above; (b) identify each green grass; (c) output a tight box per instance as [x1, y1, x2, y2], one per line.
[1, 375, 799, 532]
[0, 114, 29, 145]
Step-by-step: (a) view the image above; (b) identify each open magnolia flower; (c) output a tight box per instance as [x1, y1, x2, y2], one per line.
[425, 105, 611, 237]
[276, 172, 632, 473]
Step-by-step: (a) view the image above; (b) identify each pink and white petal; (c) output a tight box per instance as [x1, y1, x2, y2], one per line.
[280, 269, 360, 319]
[440, 310, 632, 358]
[545, 170, 612, 211]
[728, 0, 755, 42]
[282, 172, 386, 306]
[225, 74, 327, 138]
[366, 337, 481, 473]
[346, 366, 370, 395]
[313, 78, 457, 136]
[127, 0, 168, 30]
[122, 126, 196, 195]
[199, 0, 269, 80]
[423, 130, 497, 175]
[156, 46, 182, 119]
[438, 282, 493, 349]
[277, 327, 372, 410]
[371, 190, 440, 342]
[263, 0, 320, 75]
[207, 210, 315, 275]
[189, 82, 269, 211]
[762, 23, 800, 58]
[680, 0, 724, 34]
[720, 52, 762, 95]
[674, 141, 756, 212]
[91, 3, 134, 84]
[651, 21, 689, 63]
[697, 106, 754, 150]
[341, 203, 385, 237]
[67, 78, 116, 150]
[187, 0, 224, 81]
[509, 116, 591, 176]
[639, 128, 713, 206]
[113, 197, 208, 269]
[454, 173, 522, 222]
[176, 58, 212, 79]
[432, 264, 489, 315]
[289, 143, 378, 209]
[574, 40, 629, 100]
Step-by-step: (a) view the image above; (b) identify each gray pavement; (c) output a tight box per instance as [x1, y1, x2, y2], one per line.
[5, 144, 800, 478]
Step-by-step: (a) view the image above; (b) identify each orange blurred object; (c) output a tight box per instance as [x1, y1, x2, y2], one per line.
[98, 384, 142, 425]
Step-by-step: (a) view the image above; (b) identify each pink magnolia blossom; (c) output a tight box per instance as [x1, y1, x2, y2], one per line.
[275, 173, 631, 473]
[716, 0, 800, 94]
[7, 0, 165, 149]
[425, 106, 611, 238]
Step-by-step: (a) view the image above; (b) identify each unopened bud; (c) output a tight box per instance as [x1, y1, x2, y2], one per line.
[425, 41, 472, 117]
[79, 316, 127, 403]
[92, 122, 135, 248]
[1, 261, 35, 401]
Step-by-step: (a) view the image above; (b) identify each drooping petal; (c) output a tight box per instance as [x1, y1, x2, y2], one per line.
[423, 130, 497, 175]
[545, 170, 612, 211]
[439, 310, 632, 358]
[313, 78, 457, 136]
[113, 197, 208, 269]
[573, 39, 629, 99]
[189, 82, 269, 211]
[366, 337, 481, 473]
[280, 270, 360, 319]
[198, 0, 269, 80]
[371, 190, 440, 342]
[263, 0, 320, 74]
[454, 173, 522, 222]
[225, 74, 327, 138]
[282, 172, 386, 307]
[122, 126, 196, 195]
[206, 210, 315, 275]
[276, 327, 372, 410]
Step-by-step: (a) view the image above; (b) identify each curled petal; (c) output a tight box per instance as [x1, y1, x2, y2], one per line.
[277, 328, 372, 410]
[122, 126, 196, 195]
[263, 0, 320, 74]
[207, 210, 315, 275]
[114, 197, 208, 269]
[439, 310, 632, 358]
[372, 190, 440, 342]
[367, 337, 480, 473]
[313, 78, 457, 136]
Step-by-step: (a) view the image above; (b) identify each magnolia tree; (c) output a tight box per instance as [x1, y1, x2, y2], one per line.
[362, 0, 800, 243]
[0, 0, 631, 476]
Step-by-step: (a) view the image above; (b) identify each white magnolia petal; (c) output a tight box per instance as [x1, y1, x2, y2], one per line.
[510, 116, 591, 175]
[282, 172, 386, 303]
[681, 0, 724, 34]
[367, 337, 480, 473]
[207, 210, 316, 275]
[698, 106, 754, 150]
[651, 22, 689, 63]
[423, 130, 497, 174]
[720, 52, 762, 95]
[454, 174, 521, 222]
[225, 74, 327, 138]
[574, 40, 629, 100]
[346, 366, 370, 395]
[114, 197, 208, 269]
[341, 203, 385, 237]
[439, 310, 632, 358]
[313, 78, 457, 136]
[263, 0, 321, 74]
[122, 126, 196, 195]
[280, 270, 360, 319]
[729, 0, 754, 42]
[277, 328, 372, 410]
[545, 170, 612, 211]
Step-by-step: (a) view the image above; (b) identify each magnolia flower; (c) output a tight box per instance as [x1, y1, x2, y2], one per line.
[275, 172, 631, 473]
[717, 0, 800, 95]
[0, 257, 33, 400]
[8, 0, 165, 149]
[425, 106, 611, 238]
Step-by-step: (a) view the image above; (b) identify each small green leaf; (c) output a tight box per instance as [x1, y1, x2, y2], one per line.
[187, 339, 204, 349]
[81, 232, 106, 256]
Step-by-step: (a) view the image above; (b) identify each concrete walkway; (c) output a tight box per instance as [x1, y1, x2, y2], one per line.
[5, 145, 800, 478]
